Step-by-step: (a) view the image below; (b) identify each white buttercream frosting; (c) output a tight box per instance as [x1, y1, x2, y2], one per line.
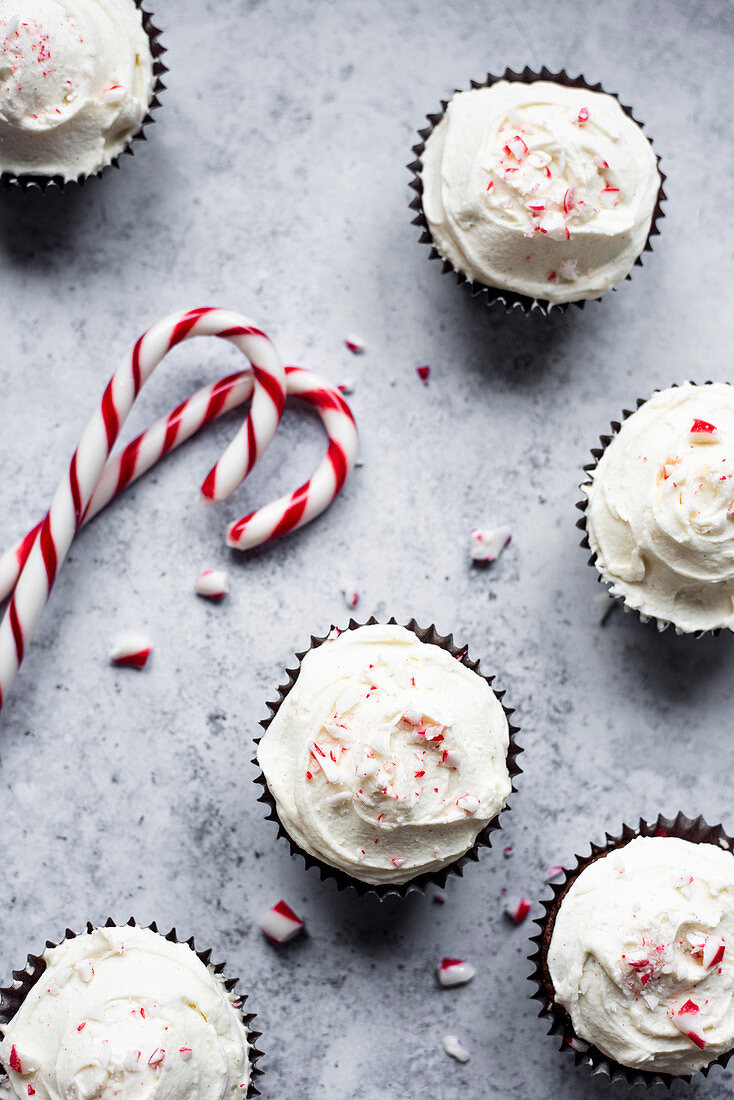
[420, 80, 660, 303]
[0, 926, 251, 1099]
[0, 0, 154, 180]
[586, 383, 734, 633]
[257, 625, 512, 885]
[547, 836, 734, 1075]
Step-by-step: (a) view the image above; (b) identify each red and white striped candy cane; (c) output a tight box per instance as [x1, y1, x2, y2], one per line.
[0, 308, 357, 712]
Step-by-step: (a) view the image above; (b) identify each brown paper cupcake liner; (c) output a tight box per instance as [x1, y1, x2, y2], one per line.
[254, 616, 523, 901]
[577, 381, 722, 637]
[0, 917, 264, 1098]
[528, 811, 734, 1089]
[408, 65, 667, 317]
[0, 2, 167, 193]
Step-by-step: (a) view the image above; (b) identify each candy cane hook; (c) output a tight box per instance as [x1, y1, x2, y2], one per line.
[0, 309, 357, 712]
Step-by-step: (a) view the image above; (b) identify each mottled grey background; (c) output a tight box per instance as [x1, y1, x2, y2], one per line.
[0, 0, 733, 1096]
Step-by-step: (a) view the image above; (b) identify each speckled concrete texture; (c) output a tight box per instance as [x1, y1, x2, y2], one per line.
[0, 0, 733, 1096]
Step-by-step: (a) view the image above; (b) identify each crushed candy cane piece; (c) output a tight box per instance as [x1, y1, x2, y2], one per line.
[342, 584, 359, 609]
[703, 937, 726, 969]
[545, 865, 565, 882]
[442, 1035, 470, 1063]
[344, 334, 364, 354]
[690, 419, 718, 441]
[109, 633, 152, 670]
[559, 259, 579, 282]
[470, 526, 511, 563]
[567, 1036, 589, 1053]
[123, 1052, 140, 1072]
[416, 365, 430, 383]
[178, 1048, 192, 1061]
[147, 1049, 165, 1067]
[402, 705, 422, 726]
[503, 845, 513, 859]
[506, 897, 531, 924]
[671, 999, 706, 1049]
[577, 107, 589, 124]
[456, 795, 480, 814]
[102, 84, 127, 103]
[259, 900, 304, 944]
[392, 856, 406, 868]
[337, 380, 354, 394]
[194, 569, 229, 601]
[438, 958, 476, 987]
[74, 961, 94, 983]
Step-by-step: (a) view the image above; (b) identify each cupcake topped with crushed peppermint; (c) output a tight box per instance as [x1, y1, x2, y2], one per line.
[0, 0, 155, 182]
[547, 835, 734, 1075]
[585, 383, 734, 633]
[420, 79, 660, 303]
[257, 623, 512, 886]
[0, 925, 251, 1099]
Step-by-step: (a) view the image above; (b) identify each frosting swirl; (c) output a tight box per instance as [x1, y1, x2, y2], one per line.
[420, 80, 660, 302]
[547, 836, 734, 1075]
[586, 383, 734, 632]
[0, 926, 251, 1099]
[257, 624, 512, 885]
[0, 0, 154, 180]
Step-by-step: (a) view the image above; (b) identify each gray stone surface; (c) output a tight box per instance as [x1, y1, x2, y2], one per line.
[1, 0, 733, 1096]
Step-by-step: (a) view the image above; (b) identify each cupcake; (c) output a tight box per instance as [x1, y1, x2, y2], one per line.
[0, 922, 261, 1098]
[581, 383, 734, 634]
[256, 620, 520, 896]
[0, 0, 163, 187]
[410, 70, 663, 312]
[531, 817, 734, 1084]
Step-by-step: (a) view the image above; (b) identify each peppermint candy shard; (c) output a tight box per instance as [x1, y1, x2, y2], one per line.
[506, 897, 531, 924]
[344, 335, 364, 355]
[689, 419, 718, 442]
[194, 569, 229, 601]
[438, 958, 476, 987]
[416, 365, 430, 383]
[259, 900, 305, 944]
[442, 1034, 470, 1063]
[470, 526, 511, 563]
[109, 633, 153, 669]
[671, 999, 706, 1049]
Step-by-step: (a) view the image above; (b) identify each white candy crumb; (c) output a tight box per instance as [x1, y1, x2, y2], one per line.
[443, 1034, 470, 1063]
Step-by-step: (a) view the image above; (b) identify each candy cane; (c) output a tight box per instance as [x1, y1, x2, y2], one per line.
[0, 308, 357, 711]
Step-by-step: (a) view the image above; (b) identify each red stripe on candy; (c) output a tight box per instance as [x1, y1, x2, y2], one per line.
[253, 365, 286, 416]
[9, 598, 23, 662]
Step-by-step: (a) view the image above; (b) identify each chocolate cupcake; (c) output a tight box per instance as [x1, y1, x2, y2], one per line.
[0, 0, 166, 190]
[255, 618, 521, 899]
[0, 920, 263, 1098]
[579, 382, 734, 635]
[530, 813, 734, 1087]
[409, 68, 665, 314]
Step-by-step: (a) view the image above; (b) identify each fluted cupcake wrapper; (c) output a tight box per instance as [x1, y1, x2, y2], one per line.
[254, 616, 523, 901]
[577, 381, 722, 637]
[0, 917, 264, 1098]
[0, 2, 167, 193]
[528, 811, 734, 1089]
[407, 65, 667, 317]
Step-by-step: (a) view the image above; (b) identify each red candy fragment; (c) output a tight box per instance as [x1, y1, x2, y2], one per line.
[260, 900, 305, 944]
[416, 365, 430, 383]
[691, 419, 717, 434]
[9, 1047, 22, 1073]
[506, 897, 531, 924]
[438, 957, 476, 987]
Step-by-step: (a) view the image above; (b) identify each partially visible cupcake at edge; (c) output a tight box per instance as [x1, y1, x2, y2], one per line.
[417, 77, 661, 306]
[257, 622, 514, 890]
[584, 383, 734, 634]
[539, 832, 734, 1078]
[0, 924, 253, 1098]
[0, 0, 155, 184]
